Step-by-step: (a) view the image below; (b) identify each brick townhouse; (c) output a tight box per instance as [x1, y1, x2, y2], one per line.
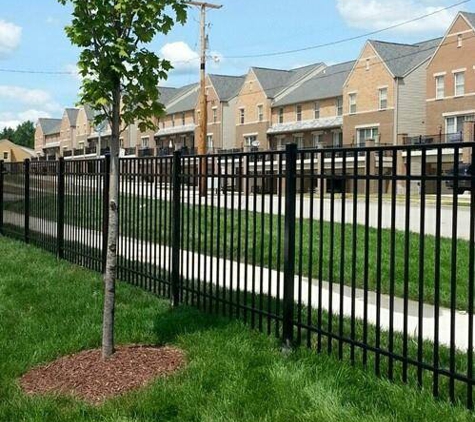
[426, 11, 475, 144]
[34, 118, 62, 159]
[343, 37, 441, 147]
[268, 60, 354, 150]
[234, 63, 325, 151]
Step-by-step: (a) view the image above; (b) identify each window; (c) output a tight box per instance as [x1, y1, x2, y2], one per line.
[257, 105, 264, 122]
[197, 111, 201, 124]
[435, 75, 445, 99]
[244, 135, 257, 151]
[357, 127, 379, 146]
[296, 105, 302, 122]
[379, 88, 388, 110]
[446, 114, 475, 141]
[172, 114, 175, 127]
[293, 135, 304, 148]
[141, 136, 149, 148]
[3, 152, 8, 160]
[333, 131, 343, 148]
[349, 93, 357, 114]
[366, 59, 370, 71]
[206, 135, 213, 152]
[314, 101, 320, 119]
[239, 108, 245, 125]
[455, 72, 465, 96]
[336, 97, 343, 116]
[181, 112, 186, 126]
[278, 108, 284, 124]
[458, 34, 463, 48]
[312, 133, 323, 147]
[212, 107, 218, 124]
[119, 138, 124, 149]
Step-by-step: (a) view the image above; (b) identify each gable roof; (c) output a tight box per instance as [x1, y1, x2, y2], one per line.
[209, 74, 245, 101]
[83, 104, 95, 121]
[166, 83, 199, 115]
[251, 62, 323, 99]
[273, 61, 355, 107]
[65, 108, 80, 127]
[38, 118, 62, 136]
[369, 37, 442, 77]
[461, 11, 475, 29]
[0, 139, 35, 156]
[158, 86, 179, 106]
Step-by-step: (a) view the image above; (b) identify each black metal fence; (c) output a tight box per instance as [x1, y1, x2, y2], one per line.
[1, 142, 475, 407]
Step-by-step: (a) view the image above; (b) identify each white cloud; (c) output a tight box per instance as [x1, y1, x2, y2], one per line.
[160, 41, 200, 74]
[0, 110, 51, 130]
[0, 19, 22, 57]
[159, 41, 224, 75]
[0, 86, 62, 114]
[336, 0, 458, 34]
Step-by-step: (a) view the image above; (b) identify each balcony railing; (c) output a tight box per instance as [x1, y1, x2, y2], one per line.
[138, 147, 154, 157]
[63, 150, 73, 157]
[85, 146, 97, 155]
[73, 148, 84, 157]
[403, 132, 464, 145]
[124, 147, 136, 156]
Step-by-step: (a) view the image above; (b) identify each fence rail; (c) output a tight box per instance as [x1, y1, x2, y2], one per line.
[1, 142, 475, 407]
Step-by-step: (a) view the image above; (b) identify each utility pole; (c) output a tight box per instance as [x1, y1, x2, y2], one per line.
[188, 1, 222, 195]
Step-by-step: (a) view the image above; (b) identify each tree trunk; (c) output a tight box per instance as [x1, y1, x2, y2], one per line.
[102, 83, 121, 359]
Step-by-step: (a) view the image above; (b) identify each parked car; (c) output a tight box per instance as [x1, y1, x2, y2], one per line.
[446, 163, 473, 194]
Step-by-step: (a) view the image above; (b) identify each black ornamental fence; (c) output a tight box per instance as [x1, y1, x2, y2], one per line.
[1, 142, 475, 407]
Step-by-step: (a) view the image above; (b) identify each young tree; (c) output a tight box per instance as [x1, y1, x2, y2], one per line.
[58, 0, 187, 359]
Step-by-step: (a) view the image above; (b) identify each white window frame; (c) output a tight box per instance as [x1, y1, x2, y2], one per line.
[141, 136, 150, 148]
[455, 72, 465, 97]
[356, 127, 379, 146]
[314, 101, 320, 119]
[293, 134, 304, 148]
[349, 93, 357, 114]
[278, 107, 284, 124]
[336, 97, 343, 116]
[257, 104, 264, 122]
[206, 134, 214, 152]
[296, 105, 302, 122]
[312, 132, 323, 148]
[379, 88, 388, 110]
[332, 131, 343, 148]
[239, 108, 245, 125]
[212, 107, 218, 124]
[458, 34, 463, 48]
[435, 75, 445, 100]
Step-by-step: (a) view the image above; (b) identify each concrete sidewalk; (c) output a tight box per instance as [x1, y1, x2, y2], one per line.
[4, 210, 473, 351]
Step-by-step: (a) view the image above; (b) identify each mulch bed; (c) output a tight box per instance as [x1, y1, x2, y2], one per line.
[20, 345, 186, 405]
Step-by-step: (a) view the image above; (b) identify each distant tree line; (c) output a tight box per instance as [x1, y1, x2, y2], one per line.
[0, 121, 35, 149]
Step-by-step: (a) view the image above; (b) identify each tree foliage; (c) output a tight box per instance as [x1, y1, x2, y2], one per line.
[59, 0, 187, 131]
[1, 121, 35, 149]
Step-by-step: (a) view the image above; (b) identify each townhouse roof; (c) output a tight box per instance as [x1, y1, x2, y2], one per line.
[461, 11, 475, 29]
[155, 123, 197, 137]
[158, 86, 179, 106]
[65, 108, 80, 127]
[209, 74, 245, 101]
[252, 62, 323, 99]
[166, 83, 199, 114]
[38, 118, 62, 136]
[273, 61, 355, 107]
[369, 37, 442, 77]
[83, 104, 95, 121]
[0, 139, 35, 156]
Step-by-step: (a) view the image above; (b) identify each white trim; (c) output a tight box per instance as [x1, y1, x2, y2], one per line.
[452, 68, 467, 73]
[355, 123, 380, 129]
[207, 133, 214, 136]
[433, 71, 447, 77]
[347, 90, 358, 95]
[243, 132, 258, 137]
[377, 85, 388, 89]
[427, 92, 475, 101]
[447, 29, 473, 37]
[442, 109, 475, 117]
[237, 119, 269, 125]
[343, 107, 394, 116]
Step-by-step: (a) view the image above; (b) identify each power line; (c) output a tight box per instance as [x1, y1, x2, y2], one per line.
[224, 0, 471, 59]
[0, 0, 470, 75]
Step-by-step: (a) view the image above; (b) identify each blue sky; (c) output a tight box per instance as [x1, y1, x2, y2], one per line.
[0, 0, 474, 129]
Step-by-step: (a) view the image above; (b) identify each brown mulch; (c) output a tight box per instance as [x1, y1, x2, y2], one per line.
[20, 345, 186, 405]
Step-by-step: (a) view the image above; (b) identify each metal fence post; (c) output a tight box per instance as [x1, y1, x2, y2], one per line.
[57, 158, 65, 259]
[283, 143, 297, 348]
[24, 159, 30, 244]
[0, 160, 4, 235]
[102, 155, 110, 273]
[171, 150, 182, 307]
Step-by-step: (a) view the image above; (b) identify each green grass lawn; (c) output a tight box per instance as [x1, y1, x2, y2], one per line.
[0, 237, 474, 421]
[4, 188, 472, 311]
